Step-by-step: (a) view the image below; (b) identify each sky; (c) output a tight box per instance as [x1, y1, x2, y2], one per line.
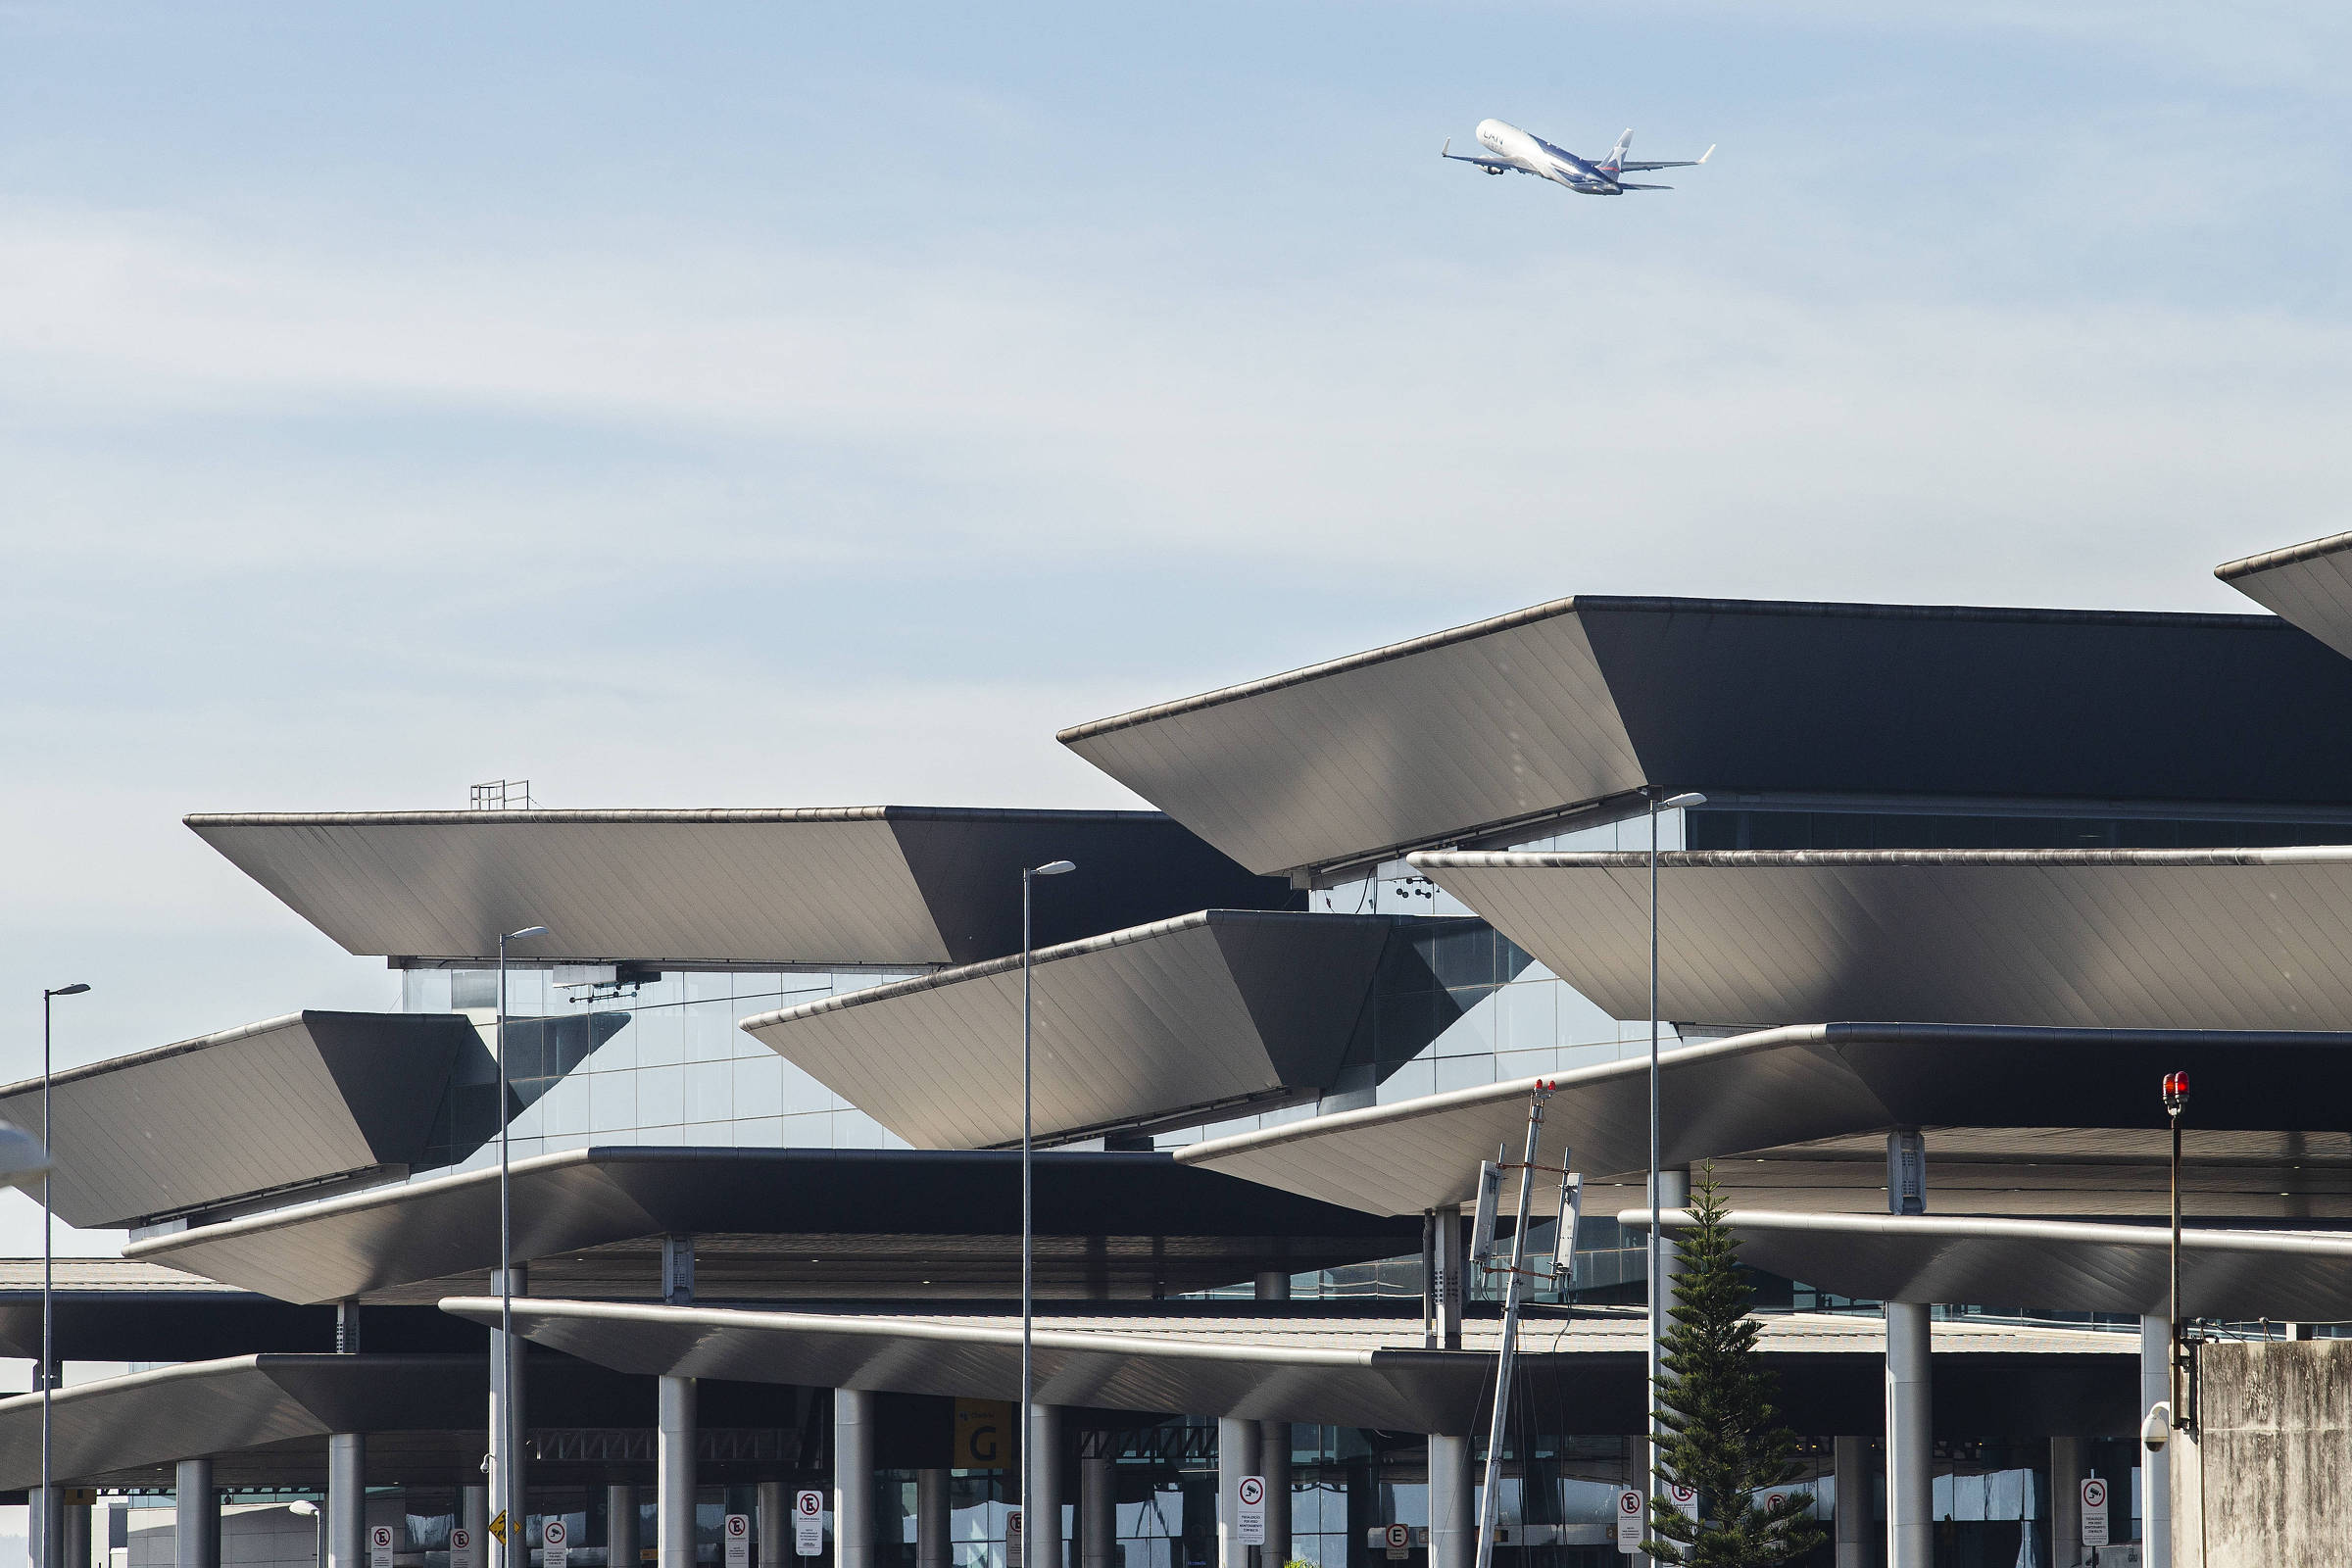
[1, 1, 2348, 1258]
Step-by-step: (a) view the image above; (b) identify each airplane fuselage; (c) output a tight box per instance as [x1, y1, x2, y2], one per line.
[1475, 118, 1624, 195]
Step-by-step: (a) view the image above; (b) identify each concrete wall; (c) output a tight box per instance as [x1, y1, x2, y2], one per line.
[2172, 1340, 2352, 1567]
[127, 1500, 407, 1568]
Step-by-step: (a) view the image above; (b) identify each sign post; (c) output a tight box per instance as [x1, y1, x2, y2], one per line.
[794, 1492, 824, 1557]
[451, 1528, 475, 1568]
[1237, 1477, 1266, 1547]
[369, 1526, 397, 1568]
[724, 1514, 751, 1568]
[2081, 1477, 2110, 1549]
[1614, 1491, 1643, 1555]
[543, 1519, 568, 1568]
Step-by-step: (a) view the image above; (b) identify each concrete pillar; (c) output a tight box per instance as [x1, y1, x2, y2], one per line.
[1831, 1437, 1865, 1568]
[1215, 1418, 1257, 1568]
[1251, 1270, 1289, 1568]
[609, 1486, 639, 1568]
[1028, 1403, 1063, 1568]
[1426, 1435, 1472, 1568]
[63, 1502, 89, 1568]
[30, 1487, 62, 1568]
[327, 1434, 368, 1568]
[464, 1486, 491, 1568]
[659, 1377, 697, 1568]
[1251, 1272, 1290, 1301]
[2048, 1438, 2082, 1568]
[1884, 1302, 1931, 1568]
[489, 1265, 530, 1568]
[1646, 1166, 1692, 1507]
[176, 1458, 220, 1568]
[2141, 1315, 2171, 1568]
[834, 1389, 873, 1568]
[1434, 1206, 1464, 1350]
[916, 1470, 953, 1568]
[1075, 1448, 1112, 1568]
[757, 1483, 786, 1568]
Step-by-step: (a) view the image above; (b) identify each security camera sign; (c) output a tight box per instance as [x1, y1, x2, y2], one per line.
[795, 1492, 824, 1556]
[543, 1519, 568, 1568]
[1614, 1491, 1643, 1553]
[2081, 1478, 2110, 1547]
[1237, 1477, 1266, 1545]
[370, 1527, 397, 1568]
[724, 1514, 751, 1568]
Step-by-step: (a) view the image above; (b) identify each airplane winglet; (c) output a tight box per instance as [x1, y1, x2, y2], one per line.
[1698, 144, 1715, 164]
[1442, 137, 1451, 159]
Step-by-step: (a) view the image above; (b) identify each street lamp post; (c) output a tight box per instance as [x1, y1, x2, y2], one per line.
[38, 981, 90, 1568]
[1644, 791, 1704, 1513]
[494, 926, 549, 1568]
[2164, 1069, 2190, 1427]
[1019, 860, 1074, 1568]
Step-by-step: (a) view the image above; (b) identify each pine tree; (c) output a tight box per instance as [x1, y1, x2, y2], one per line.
[1643, 1164, 1826, 1566]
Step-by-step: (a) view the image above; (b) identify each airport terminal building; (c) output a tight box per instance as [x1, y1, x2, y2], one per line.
[16, 536, 2352, 1568]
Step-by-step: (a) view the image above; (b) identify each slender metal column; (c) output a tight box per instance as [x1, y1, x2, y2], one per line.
[659, 1377, 697, 1568]
[1028, 1404, 1063, 1568]
[1645, 1165, 1690, 1512]
[1830, 1437, 1864, 1568]
[1884, 1303, 1931, 1568]
[916, 1470, 952, 1568]
[1075, 1451, 1111, 1568]
[327, 1434, 367, 1568]
[758, 1482, 786, 1568]
[1426, 1434, 1472, 1568]
[608, 1486, 638, 1568]
[489, 1264, 529, 1567]
[1215, 1418, 1257, 1568]
[2141, 1315, 2172, 1568]
[2048, 1438, 2082, 1568]
[834, 1389, 873, 1568]
[1251, 1270, 1290, 1568]
[1434, 1206, 1464, 1350]
[176, 1457, 219, 1568]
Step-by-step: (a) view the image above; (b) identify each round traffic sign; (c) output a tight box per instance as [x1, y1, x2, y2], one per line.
[1618, 1492, 1641, 1516]
[2082, 1478, 2107, 1508]
[1238, 1478, 1264, 1507]
[1383, 1525, 1409, 1549]
[371, 1528, 394, 1550]
[452, 1532, 471, 1551]
[727, 1517, 749, 1539]
[798, 1492, 823, 1518]
[545, 1522, 567, 1547]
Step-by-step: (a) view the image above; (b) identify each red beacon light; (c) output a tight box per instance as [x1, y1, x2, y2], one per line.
[2162, 1070, 2189, 1116]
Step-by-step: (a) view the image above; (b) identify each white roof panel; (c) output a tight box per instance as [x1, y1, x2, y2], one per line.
[2218, 530, 2352, 661]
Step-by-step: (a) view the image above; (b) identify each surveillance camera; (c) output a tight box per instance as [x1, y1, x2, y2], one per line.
[2140, 1401, 2172, 1449]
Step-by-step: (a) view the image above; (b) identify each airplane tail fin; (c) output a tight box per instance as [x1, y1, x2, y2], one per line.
[1598, 128, 1633, 174]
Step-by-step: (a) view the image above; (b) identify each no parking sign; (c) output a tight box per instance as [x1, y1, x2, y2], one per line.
[795, 1492, 825, 1557]
[1613, 1491, 1643, 1553]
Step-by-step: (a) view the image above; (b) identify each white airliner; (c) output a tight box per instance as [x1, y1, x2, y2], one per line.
[1443, 120, 1713, 196]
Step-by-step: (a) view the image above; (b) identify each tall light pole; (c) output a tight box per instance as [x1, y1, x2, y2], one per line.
[1645, 791, 1703, 1507]
[39, 982, 90, 1568]
[494, 926, 549, 1568]
[1019, 860, 1074, 1568]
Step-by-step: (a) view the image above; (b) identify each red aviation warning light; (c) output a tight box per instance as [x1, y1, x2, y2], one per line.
[2163, 1070, 2189, 1116]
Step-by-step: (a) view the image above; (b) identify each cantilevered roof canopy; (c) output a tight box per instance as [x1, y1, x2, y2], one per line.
[186, 808, 1293, 969]
[2218, 531, 2352, 662]
[0, 1354, 486, 1489]
[444, 1298, 1490, 1433]
[1632, 1208, 2352, 1322]
[743, 911, 1453, 1148]
[1412, 847, 2352, 1031]
[1178, 1023, 2352, 1218]
[124, 1147, 1418, 1305]
[1059, 596, 2352, 880]
[0, 1011, 481, 1229]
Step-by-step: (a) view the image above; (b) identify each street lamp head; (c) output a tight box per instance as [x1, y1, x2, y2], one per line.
[1662, 793, 1708, 809]
[1031, 860, 1077, 876]
[45, 984, 91, 998]
[505, 925, 551, 941]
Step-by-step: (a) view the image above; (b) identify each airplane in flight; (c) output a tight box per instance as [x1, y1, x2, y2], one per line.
[1443, 120, 1713, 195]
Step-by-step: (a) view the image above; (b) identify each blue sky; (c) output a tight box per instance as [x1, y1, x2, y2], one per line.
[1, 2, 2348, 1252]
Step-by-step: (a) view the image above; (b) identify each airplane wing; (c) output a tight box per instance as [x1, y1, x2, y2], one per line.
[1618, 144, 1714, 172]
[1613, 181, 1674, 190]
[1441, 137, 1520, 172]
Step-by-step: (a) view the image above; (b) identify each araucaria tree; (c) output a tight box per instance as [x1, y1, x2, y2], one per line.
[1644, 1165, 1826, 1566]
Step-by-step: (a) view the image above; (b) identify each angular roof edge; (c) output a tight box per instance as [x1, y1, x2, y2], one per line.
[1411, 845, 2352, 870]
[2217, 529, 2352, 582]
[186, 805, 1169, 828]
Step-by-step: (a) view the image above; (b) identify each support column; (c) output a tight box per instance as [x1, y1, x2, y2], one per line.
[1252, 1271, 1290, 1568]
[834, 1389, 873, 1568]
[1075, 1448, 1111, 1568]
[31, 1486, 62, 1568]
[464, 1486, 491, 1568]
[1028, 1403, 1063, 1568]
[488, 1265, 530, 1568]
[2141, 1315, 2172, 1568]
[2048, 1438, 2082, 1568]
[916, 1470, 953, 1568]
[659, 1377, 697, 1568]
[63, 1501, 89, 1568]
[1884, 1303, 1931, 1568]
[327, 1434, 368, 1568]
[1215, 1418, 1257, 1568]
[1434, 1207, 1464, 1350]
[609, 1487, 639, 1568]
[1645, 1166, 1692, 1516]
[1830, 1438, 1864, 1568]
[1426, 1435, 1471, 1568]
[758, 1483, 787, 1568]
[176, 1457, 220, 1568]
